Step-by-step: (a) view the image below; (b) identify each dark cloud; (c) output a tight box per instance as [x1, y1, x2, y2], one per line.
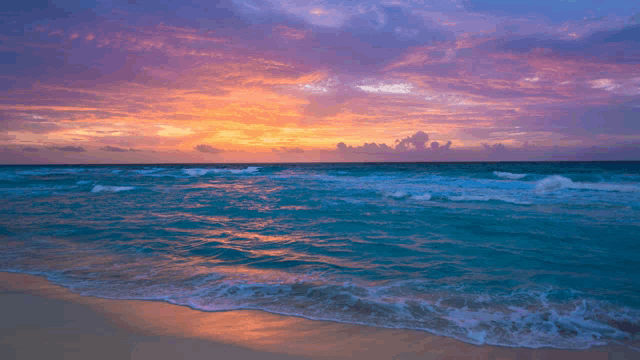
[272, 146, 304, 153]
[0, 113, 61, 134]
[430, 141, 452, 151]
[22, 146, 39, 152]
[46, 145, 86, 152]
[394, 131, 429, 151]
[503, 103, 640, 138]
[464, 0, 630, 22]
[336, 131, 454, 159]
[482, 143, 508, 154]
[101, 146, 138, 152]
[496, 25, 640, 64]
[194, 144, 224, 153]
[306, 7, 451, 73]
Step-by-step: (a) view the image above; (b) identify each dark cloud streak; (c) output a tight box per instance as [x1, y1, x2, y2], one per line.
[46, 145, 86, 152]
[194, 144, 224, 153]
[101, 146, 139, 152]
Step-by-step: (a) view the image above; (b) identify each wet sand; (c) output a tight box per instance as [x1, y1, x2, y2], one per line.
[1, 272, 637, 359]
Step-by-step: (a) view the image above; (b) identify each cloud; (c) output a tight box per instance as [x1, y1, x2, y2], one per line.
[45, 145, 86, 152]
[482, 143, 508, 154]
[496, 25, 640, 64]
[357, 83, 412, 94]
[101, 146, 138, 152]
[22, 146, 39, 152]
[194, 144, 224, 153]
[0, 113, 61, 134]
[336, 131, 453, 158]
[430, 141, 452, 151]
[272, 146, 304, 153]
[395, 131, 429, 151]
[464, 0, 630, 22]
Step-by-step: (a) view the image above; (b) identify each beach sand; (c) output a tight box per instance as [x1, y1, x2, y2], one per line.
[1, 272, 637, 359]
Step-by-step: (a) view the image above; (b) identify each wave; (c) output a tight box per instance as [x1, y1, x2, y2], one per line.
[387, 191, 409, 199]
[143, 284, 640, 349]
[18, 168, 86, 176]
[0, 172, 18, 181]
[183, 167, 260, 177]
[448, 195, 530, 205]
[412, 193, 432, 201]
[132, 168, 164, 175]
[9, 267, 635, 350]
[91, 185, 135, 193]
[493, 171, 527, 180]
[535, 176, 639, 193]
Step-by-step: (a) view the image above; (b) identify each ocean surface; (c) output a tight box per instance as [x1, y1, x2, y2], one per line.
[1, 162, 639, 349]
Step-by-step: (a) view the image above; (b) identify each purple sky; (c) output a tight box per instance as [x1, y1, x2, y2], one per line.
[1, 0, 639, 163]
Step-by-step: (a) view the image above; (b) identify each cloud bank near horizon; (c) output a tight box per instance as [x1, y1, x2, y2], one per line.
[3, 131, 640, 163]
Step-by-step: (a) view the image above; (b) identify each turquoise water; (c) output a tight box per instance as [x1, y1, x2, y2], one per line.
[1, 162, 639, 349]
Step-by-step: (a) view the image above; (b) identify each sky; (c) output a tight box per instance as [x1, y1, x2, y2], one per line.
[1, 0, 639, 163]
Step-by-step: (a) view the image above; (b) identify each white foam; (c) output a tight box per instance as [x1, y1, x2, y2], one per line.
[183, 167, 260, 177]
[76, 180, 92, 185]
[220, 166, 260, 174]
[133, 168, 162, 175]
[493, 171, 527, 180]
[412, 193, 432, 201]
[91, 185, 135, 193]
[183, 168, 212, 177]
[535, 175, 573, 192]
[535, 176, 639, 193]
[387, 191, 408, 198]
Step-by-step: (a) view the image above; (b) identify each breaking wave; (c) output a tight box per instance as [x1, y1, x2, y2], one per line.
[183, 167, 260, 177]
[91, 185, 135, 193]
[535, 175, 639, 193]
[493, 171, 527, 180]
[412, 193, 432, 201]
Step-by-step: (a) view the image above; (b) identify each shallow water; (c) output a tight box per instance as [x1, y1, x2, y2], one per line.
[1, 162, 639, 349]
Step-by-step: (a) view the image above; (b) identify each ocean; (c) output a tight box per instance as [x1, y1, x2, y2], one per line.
[1, 162, 639, 349]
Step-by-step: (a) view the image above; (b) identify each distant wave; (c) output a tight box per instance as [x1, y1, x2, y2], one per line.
[0, 172, 18, 181]
[18, 168, 86, 176]
[91, 185, 135, 193]
[183, 166, 260, 177]
[387, 191, 409, 199]
[535, 176, 639, 193]
[132, 168, 164, 175]
[412, 193, 432, 201]
[448, 195, 530, 205]
[493, 171, 527, 180]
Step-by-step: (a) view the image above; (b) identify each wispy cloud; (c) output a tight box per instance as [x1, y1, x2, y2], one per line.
[101, 146, 139, 152]
[46, 146, 86, 152]
[194, 144, 224, 153]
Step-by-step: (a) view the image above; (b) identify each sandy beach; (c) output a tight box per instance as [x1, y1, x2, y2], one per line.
[1, 272, 637, 360]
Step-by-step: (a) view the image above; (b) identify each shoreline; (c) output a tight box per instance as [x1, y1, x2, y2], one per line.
[1, 271, 637, 359]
